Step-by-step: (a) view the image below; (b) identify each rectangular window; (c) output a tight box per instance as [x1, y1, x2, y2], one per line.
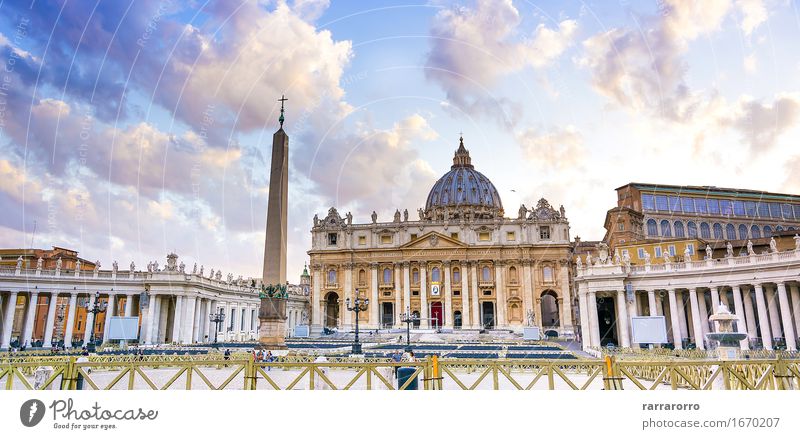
[539, 226, 550, 240]
[758, 202, 770, 217]
[358, 236, 366, 245]
[483, 291, 492, 296]
[381, 235, 392, 244]
[781, 203, 793, 219]
[618, 223, 624, 231]
[668, 196, 681, 213]
[412, 291, 419, 296]
[654, 247, 662, 258]
[769, 202, 781, 218]
[410, 234, 417, 240]
[621, 249, 629, 257]
[794, 205, 800, 219]
[681, 197, 695, 213]
[733, 201, 745, 216]
[327, 233, 338, 246]
[668, 245, 676, 256]
[745, 201, 757, 217]
[453, 290, 460, 296]
[479, 232, 491, 241]
[451, 232, 459, 240]
[383, 291, 392, 297]
[655, 195, 669, 211]
[707, 199, 720, 214]
[695, 198, 708, 214]
[637, 248, 645, 259]
[642, 194, 656, 211]
[720, 200, 733, 216]
[506, 231, 516, 241]
[686, 244, 694, 255]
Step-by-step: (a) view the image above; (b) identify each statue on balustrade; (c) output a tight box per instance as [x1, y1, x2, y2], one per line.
[643, 250, 651, 265]
[37, 257, 43, 271]
[683, 246, 692, 262]
[518, 204, 527, 219]
[575, 255, 582, 269]
[179, 262, 185, 273]
[394, 209, 401, 222]
[56, 257, 63, 272]
[769, 237, 778, 253]
[418, 208, 425, 221]
[371, 211, 378, 224]
[93, 261, 101, 274]
[192, 262, 197, 274]
[613, 250, 621, 266]
[112, 260, 118, 273]
[795, 234, 800, 251]
[346, 212, 353, 226]
[746, 240, 754, 255]
[130, 261, 135, 272]
[526, 310, 535, 327]
[199, 265, 204, 277]
[705, 245, 713, 260]
[726, 241, 734, 258]
[75, 260, 81, 272]
[662, 251, 671, 264]
[15, 256, 23, 270]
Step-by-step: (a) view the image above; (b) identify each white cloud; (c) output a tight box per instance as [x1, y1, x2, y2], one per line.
[516, 126, 586, 170]
[736, 0, 767, 36]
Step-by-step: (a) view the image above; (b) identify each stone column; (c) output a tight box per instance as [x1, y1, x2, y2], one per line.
[559, 263, 573, 329]
[587, 291, 600, 347]
[43, 292, 59, 347]
[776, 282, 797, 351]
[151, 295, 162, 344]
[419, 262, 428, 329]
[790, 284, 800, 343]
[495, 263, 505, 328]
[668, 289, 682, 349]
[1, 291, 18, 349]
[753, 284, 773, 350]
[21, 291, 39, 347]
[648, 290, 657, 316]
[578, 286, 590, 350]
[626, 290, 638, 346]
[394, 263, 402, 328]
[443, 261, 452, 329]
[461, 262, 471, 329]
[731, 285, 749, 350]
[207, 299, 218, 341]
[181, 295, 196, 344]
[615, 290, 630, 348]
[688, 288, 705, 350]
[521, 261, 532, 326]
[471, 264, 480, 328]
[766, 286, 782, 340]
[102, 294, 116, 344]
[370, 263, 379, 328]
[402, 262, 411, 319]
[171, 295, 183, 343]
[64, 293, 78, 347]
[192, 297, 203, 343]
[676, 291, 689, 342]
[697, 291, 710, 337]
[124, 294, 134, 317]
[742, 288, 758, 341]
[710, 286, 721, 314]
[343, 264, 353, 329]
[311, 265, 322, 331]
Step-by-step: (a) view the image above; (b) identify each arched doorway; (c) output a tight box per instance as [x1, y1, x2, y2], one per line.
[540, 291, 560, 327]
[381, 302, 394, 328]
[430, 302, 444, 329]
[596, 295, 618, 347]
[325, 292, 339, 329]
[481, 302, 495, 329]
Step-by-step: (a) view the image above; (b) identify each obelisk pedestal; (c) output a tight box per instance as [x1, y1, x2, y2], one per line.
[258, 296, 287, 349]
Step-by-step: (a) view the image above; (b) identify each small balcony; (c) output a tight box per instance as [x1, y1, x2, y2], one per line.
[478, 280, 494, 288]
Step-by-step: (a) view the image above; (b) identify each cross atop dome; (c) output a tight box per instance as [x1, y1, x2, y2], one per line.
[452, 134, 473, 169]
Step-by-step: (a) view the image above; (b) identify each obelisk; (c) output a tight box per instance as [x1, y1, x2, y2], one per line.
[258, 95, 289, 349]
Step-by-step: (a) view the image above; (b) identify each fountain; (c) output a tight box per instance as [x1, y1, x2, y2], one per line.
[707, 304, 747, 360]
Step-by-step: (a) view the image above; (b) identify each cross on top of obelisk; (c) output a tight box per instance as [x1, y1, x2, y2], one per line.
[278, 95, 287, 127]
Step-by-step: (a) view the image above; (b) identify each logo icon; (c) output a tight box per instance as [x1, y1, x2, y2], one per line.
[20, 399, 45, 427]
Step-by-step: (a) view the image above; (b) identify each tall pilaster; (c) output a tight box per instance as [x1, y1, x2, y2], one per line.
[419, 262, 428, 329]
[443, 261, 452, 329]
[343, 264, 353, 329]
[461, 262, 471, 328]
[494, 263, 505, 328]
[369, 263, 379, 327]
[559, 263, 573, 329]
[402, 262, 411, 321]
[394, 263, 402, 328]
[470, 264, 480, 328]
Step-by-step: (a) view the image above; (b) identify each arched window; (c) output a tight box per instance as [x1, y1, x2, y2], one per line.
[726, 224, 736, 240]
[412, 268, 419, 284]
[383, 268, 391, 284]
[674, 221, 685, 238]
[431, 267, 441, 282]
[661, 220, 672, 237]
[687, 221, 698, 238]
[358, 269, 366, 286]
[453, 268, 461, 284]
[788, 226, 796, 231]
[481, 266, 491, 281]
[509, 266, 518, 283]
[700, 222, 711, 239]
[738, 224, 748, 240]
[763, 225, 773, 237]
[647, 219, 658, 236]
[543, 266, 554, 282]
[327, 269, 337, 284]
[776, 225, 784, 232]
[713, 223, 723, 239]
[750, 225, 761, 239]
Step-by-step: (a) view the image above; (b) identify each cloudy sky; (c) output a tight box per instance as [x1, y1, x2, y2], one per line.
[1, 0, 799, 282]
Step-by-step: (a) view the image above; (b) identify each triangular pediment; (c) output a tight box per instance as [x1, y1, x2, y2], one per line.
[400, 231, 467, 249]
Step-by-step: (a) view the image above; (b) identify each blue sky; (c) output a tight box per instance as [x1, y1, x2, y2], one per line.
[1, 0, 799, 282]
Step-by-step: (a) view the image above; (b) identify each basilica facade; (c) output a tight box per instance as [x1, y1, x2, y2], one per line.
[308, 137, 575, 335]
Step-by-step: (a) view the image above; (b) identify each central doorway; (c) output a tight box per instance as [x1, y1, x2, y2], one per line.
[381, 302, 394, 328]
[596, 296, 618, 347]
[481, 301, 495, 329]
[430, 302, 443, 328]
[325, 292, 339, 328]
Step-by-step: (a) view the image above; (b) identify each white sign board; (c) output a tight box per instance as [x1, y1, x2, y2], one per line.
[107, 317, 140, 340]
[523, 327, 541, 341]
[294, 325, 310, 338]
[631, 316, 668, 344]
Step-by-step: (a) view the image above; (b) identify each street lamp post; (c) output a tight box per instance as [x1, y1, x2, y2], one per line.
[399, 306, 414, 352]
[84, 292, 107, 352]
[209, 309, 225, 348]
[345, 294, 369, 355]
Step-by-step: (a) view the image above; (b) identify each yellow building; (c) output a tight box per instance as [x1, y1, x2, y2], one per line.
[614, 238, 707, 266]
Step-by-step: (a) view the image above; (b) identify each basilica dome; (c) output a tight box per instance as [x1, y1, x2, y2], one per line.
[424, 137, 504, 220]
